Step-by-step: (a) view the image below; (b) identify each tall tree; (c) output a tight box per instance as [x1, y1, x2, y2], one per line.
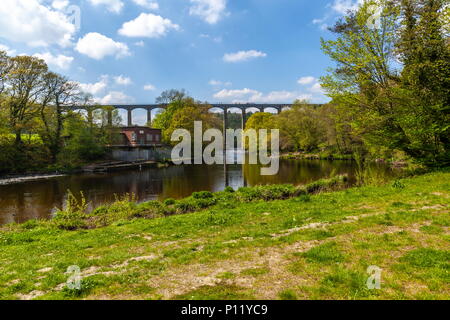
[398, 0, 450, 165]
[155, 89, 187, 104]
[38, 73, 83, 162]
[4, 56, 48, 145]
[320, 0, 450, 165]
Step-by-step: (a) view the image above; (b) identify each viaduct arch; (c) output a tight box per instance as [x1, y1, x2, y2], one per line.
[70, 103, 324, 128]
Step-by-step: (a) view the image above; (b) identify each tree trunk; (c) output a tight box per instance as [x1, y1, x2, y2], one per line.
[15, 130, 22, 146]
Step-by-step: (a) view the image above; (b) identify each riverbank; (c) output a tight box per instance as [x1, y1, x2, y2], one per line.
[0, 170, 448, 300]
[0, 160, 172, 186]
[281, 152, 354, 161]
[280, 152, 409, 168]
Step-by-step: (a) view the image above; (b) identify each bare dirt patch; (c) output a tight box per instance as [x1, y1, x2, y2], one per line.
[16, 290, 45, 300]
[146, 240, 321, 300]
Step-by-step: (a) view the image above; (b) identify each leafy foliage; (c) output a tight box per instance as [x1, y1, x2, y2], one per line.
[320, 0, 450, 167]
[0, 51, 119, 173]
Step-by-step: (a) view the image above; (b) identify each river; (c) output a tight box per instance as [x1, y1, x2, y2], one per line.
[0, 158, 399, 225]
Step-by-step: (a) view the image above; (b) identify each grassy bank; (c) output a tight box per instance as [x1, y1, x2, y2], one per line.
[281, 152, 354, 161]
[0, 171, 448, 300]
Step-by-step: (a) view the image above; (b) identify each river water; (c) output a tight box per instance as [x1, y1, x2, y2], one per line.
[0, 158, 398, 225]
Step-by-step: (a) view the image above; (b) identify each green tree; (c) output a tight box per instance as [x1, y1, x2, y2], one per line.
[275, 102, 326, 152]
[153, 90, 221, 144]
[320, 0, 449, 166]
[3, 55, 48, 145]
[37, 73, 84, 163]
[244, 112, 277, 149]
[58, 114, 108, 167]
[396, 0, 450, 165]
[155, 89, 187, 104]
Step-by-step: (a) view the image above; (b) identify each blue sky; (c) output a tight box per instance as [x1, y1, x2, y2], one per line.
[0, 0, 362, 124]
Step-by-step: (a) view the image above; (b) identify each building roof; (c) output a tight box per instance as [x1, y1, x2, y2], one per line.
[120, 126, 161, 131]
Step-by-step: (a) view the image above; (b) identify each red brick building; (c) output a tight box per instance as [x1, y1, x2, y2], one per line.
[114, 126, 162, 147]
[109, 127, 167, 162]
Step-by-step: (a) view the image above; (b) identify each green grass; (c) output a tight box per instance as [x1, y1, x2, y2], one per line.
[0, 170, 449, 300]
[300, 242, 345, 264]
[0, 133, 43, 144]
[278, 289, 298, 300]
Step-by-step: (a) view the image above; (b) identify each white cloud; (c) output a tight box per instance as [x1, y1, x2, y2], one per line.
[132, 0, 159, 10]
[0, 44, 17, 56]
[143, 84, 156, 91]
[223, 50, 267, 63]
[0, 0, 75, 47]
[297, 76, 317, 85]
[298, 76, 326, 95]
[312, 17, 329, 31]
[189, 0, 227, 24]
[331, 0, 363, 15]
[118, 13, 179, 38]
[135, 41, 145, 47]
[78, 76, 109, 96]
[76, 33, 130, 60]
[200, 34, 222, 43]
[88, 0, 124, 14]
[98, 91, 134, 104]
[214, 88, 258, 101]
[213, 88, 312, 103]
[309, 82, 325, 94]
[52, 0, 69, 10]
[79, 76, 136, 104]
[312, 0, 364, 31]
[33, 52, 74, 70]
[209, 79, 232, 87]
[114, 75, 132, 86]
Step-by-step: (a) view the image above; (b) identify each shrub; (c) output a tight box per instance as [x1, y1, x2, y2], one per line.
[305, 180, 327, 193]
[163, 198, 176, 206]
[138, 201, 174, 217]
[237, 184, 295, 202]
[175, 197, 217, 214]
[175, 199, 200, 214]
[294, 186, 307, 197]
[305, 175, 347, 194]
[259, 184, 296, 200]
[192, 191, 214, 199]
[53, 191, 89, 230]
[224, 186, 235, 193]
[236, 187, 263, 202]
[21, 219, 40, 230]
[392, 180, 405, 189]
[53, 210, 87, 231]
[91, 206, 109, 216]
[194, 198, 217, 209]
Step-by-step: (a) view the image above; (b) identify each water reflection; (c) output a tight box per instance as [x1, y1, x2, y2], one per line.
[0, 158, 398, 225]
